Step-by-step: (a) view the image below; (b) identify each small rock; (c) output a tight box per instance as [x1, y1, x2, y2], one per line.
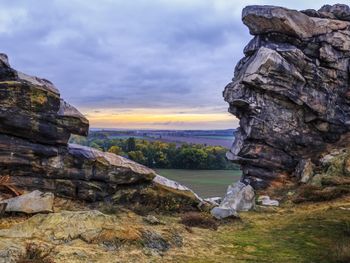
[320, 152, 339, 166]
[204, 197, 222, 206]
[257, 195, 279, 206]
[211, 207, 238, 219]
[143, 215, 164, 225]
[295, 159, 314, 183]
[0, 190, 54, 214]
[310, 174, 324, 187]
[262, 199, 279, 206]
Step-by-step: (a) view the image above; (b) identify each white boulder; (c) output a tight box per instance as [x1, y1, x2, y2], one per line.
[211, 182, 255, 219]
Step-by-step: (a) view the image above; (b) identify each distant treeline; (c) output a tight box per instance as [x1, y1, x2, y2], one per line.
[70, 133, 238, 170]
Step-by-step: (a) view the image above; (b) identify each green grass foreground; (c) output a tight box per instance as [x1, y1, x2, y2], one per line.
[158, 197, 350, 263]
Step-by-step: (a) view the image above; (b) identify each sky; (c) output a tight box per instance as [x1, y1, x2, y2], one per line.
[0, 0, 343, 129]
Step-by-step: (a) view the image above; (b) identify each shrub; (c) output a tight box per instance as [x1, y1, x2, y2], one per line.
[293, 185, 350, 203]
[180, 212, 218, 230]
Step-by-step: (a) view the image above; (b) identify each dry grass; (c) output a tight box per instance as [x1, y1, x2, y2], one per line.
[333, 239, 350, 263]
[293, 185, 350, 203]
[321, 176, 350, 186]
[17, 243, 54, 263]
[180, 212, 218, 230]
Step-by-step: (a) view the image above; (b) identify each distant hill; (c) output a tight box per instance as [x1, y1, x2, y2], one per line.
[86, 129, 236, 148]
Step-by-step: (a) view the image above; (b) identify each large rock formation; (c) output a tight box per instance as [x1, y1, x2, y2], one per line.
[0, 54, 201, 210]
[224, 4, 350, 190]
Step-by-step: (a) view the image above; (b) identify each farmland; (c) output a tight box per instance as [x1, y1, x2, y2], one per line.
[156, 169, 241, 198]
[88, 129, 235, 148]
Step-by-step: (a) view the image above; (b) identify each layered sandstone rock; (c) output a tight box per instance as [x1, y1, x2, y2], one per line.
[224, 4, 350, 189]
[0, 54, 201, 210]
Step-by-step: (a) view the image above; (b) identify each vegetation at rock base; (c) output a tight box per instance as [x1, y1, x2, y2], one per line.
[17, 243, 54, 263]
[1, 197, 350, 262]
[180, 212, 218, 230]
[70, 134, 238, 170]
[293, 185, 350, 203]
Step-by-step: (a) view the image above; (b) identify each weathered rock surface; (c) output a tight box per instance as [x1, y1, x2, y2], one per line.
[0, 54, 201, 211]
[224, 4, 350, 190]
[295, 159, 315, 183]
[0, 190, 54, 214]
[0, 210, 180, 262]
[211, 182, 255, 219]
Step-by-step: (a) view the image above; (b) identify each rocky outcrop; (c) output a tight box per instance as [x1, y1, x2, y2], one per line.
[0, 210, 183, 262]
[224, 4, 350, 190]
[0, 54, 201, 210]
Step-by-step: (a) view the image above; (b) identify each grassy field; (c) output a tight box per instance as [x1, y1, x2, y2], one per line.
[155, 169, 241, 198]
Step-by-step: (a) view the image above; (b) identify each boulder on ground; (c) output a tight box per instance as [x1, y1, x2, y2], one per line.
[111, 175, 202, 213]
[211, 182, 255, 219]
[0, 190, 54, 214]
[257, 195, 279, 206]
[204, 197, 222, 206]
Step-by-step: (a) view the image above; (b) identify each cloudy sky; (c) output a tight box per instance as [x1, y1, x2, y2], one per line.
[0, 0, 343, 129]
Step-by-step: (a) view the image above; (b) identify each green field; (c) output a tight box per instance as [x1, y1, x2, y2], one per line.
[155, 169, 241, 198]
[195, 135, 233, 140]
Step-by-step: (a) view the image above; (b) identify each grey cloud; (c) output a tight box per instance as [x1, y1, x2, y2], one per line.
[0, 0, 343, 118]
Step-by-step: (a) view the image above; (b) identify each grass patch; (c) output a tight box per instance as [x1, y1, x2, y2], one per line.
[206, 203, 350, 263]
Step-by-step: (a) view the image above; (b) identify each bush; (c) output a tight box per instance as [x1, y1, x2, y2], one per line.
[180, 212, 218, 230]
[293, 185, 350, 203]
[108, 145, 122, 155]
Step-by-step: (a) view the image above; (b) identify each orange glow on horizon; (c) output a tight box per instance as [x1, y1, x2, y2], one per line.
[82, 108, 237, 129]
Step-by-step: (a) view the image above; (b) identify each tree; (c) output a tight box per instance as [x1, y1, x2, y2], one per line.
[108, 145, 122, 155]
[176, 147, 208, 169]
[127, 137, 136, 152]
[128, 150, 146, 164]
[90, 142, 103, 151]
[74, 132, 237, 170]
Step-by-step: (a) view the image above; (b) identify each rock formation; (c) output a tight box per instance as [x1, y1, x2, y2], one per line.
[211, 182, 255, 219]
[224, 4, 350, 190]
[0, 54, 201, 210]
